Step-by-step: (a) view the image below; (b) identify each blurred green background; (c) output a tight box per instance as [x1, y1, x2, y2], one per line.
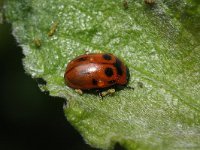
[0, 2, 98, 150]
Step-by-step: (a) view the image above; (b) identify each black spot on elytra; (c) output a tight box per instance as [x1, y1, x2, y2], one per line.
[105, 67, 113, 77]
[92, 79, 98, 85]
[108, 80, 116, 84]
[114, 58, 123, 76]
[102, 54, 112, 60]
[76, 57, 87, 62]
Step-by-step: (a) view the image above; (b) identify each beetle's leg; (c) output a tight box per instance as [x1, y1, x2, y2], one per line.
[96, 89, 103, 99]
[75, 89, 83, 95]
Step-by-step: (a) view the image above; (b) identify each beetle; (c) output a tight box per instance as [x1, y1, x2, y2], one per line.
[64, 53, 130, 96]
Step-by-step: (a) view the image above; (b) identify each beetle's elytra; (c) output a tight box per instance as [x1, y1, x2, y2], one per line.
[64, 53, 130, 91]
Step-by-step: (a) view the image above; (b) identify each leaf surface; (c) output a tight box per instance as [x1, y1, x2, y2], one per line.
[5, 0, 200, 149]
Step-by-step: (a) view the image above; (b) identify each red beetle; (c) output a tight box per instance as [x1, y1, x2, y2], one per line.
[64, 53, 130, 95]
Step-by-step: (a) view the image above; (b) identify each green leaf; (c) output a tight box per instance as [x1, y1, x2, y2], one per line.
[4, 0, 200, 149]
